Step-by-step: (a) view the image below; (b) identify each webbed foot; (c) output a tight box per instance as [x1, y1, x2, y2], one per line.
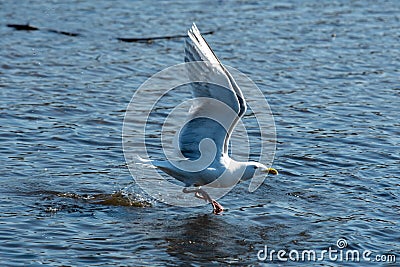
[211, 200, 224, 214]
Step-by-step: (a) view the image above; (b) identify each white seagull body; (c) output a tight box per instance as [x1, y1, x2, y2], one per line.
[150, 23, 277, 214]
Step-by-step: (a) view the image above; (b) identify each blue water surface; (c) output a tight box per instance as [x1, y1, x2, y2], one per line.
[0, 0, 399, 266]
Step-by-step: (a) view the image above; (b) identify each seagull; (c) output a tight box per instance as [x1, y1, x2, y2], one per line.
[149, 23, 278, 214]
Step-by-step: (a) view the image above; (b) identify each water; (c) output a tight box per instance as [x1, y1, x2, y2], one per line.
[1, 0, 399, 266]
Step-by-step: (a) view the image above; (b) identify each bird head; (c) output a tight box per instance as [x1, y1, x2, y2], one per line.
[241, 162, 278, 181]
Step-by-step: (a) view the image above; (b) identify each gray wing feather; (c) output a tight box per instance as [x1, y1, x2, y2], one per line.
[178, 23, 246, 159]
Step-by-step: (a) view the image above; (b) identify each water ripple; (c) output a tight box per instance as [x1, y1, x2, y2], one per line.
[1, 0, 399, 266]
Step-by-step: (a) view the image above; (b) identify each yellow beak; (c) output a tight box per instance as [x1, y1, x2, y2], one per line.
[262, 167, 278, 175]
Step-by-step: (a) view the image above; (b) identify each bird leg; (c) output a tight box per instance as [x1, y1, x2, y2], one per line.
[182, 187, 224, 214]
[195, 191, 207, 201]
[182, 187, 207, 201]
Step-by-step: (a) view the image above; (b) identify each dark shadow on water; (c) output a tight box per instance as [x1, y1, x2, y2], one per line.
[155, 211, 313, 266]
[162, 213, 255, 265]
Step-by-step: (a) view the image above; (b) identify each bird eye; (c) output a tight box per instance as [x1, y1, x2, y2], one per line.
[253, 166, 258, 169]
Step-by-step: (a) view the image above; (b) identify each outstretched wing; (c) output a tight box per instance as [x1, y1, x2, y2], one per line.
[177, 23, 246, 160]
